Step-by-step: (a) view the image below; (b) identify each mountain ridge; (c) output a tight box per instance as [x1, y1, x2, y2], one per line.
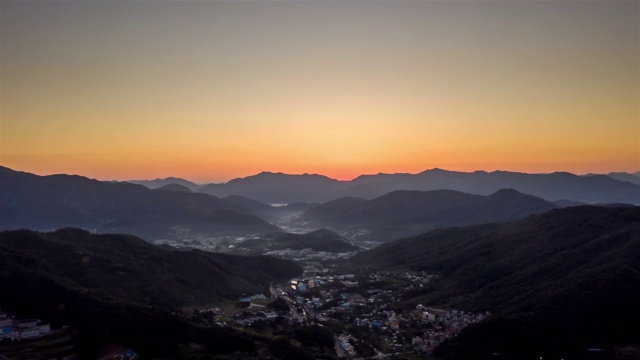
[295, 188, 558, 242]
[350, 205, 640, 359]
[127, 177, 202, 191]
[7, 166, 640, 205]
[0, 166, 279, 240]
[201, 168, 640, 204]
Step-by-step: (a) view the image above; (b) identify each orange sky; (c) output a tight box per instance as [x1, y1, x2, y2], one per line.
[1, 1, 638, 182]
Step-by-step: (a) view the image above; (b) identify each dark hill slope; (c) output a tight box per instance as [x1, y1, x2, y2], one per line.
[0, 167, 278, 239]
[0, 228, 302, 308]
[460, 188, 559, 224]
[0, 228, 302, 358]
[351, 206, 640, 359]
[297, 189, 556, 241]
[155, 183, 193, 193]
[223, 194, 276, 216]
[239, 229, 360, 253]
[295, 197, 367, 227]
[265, 229, 360, 252]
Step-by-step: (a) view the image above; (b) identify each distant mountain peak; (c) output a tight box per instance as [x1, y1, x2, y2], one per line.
[150, 176, 186, 182]
[245, 171, 331, 180]
[489, 188, 523, 196]
[421, 167, 451, 174]
[549, 171, 577, 177]
[255, 171, 280, 176]
[126, 176, 199, 190]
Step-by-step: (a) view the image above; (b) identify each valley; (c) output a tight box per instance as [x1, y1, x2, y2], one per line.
[1, 167, 639, 359]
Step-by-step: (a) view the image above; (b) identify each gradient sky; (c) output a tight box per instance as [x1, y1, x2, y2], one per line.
[1, 1, 638, 182]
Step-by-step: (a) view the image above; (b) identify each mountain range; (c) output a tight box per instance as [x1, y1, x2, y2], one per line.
[0, 166, 278, 240]
[130, 169, 640, 205]
[352, 205, 640, 359]
[294, 189, 558, 242]
[592, 171, 640, 186]
[7, 165, 635, 244]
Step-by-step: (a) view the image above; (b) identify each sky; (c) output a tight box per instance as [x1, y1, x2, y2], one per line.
[1, 0, 638, 182]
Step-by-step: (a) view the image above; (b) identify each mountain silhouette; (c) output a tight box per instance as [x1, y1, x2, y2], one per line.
[0, 166, 278, 240]
[191, 168, 640, 204]
[127, 177, 201, 191]
[296, 189, 557, 242]
[200, 171, 345, 204]
[349, 169, 640, 204]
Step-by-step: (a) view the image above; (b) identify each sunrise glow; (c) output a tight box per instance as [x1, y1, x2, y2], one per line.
[1, 1, 638, 182]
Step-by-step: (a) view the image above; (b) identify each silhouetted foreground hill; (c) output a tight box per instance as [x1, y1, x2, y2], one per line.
[0, 228, 302, 309]
[0, 228, 302, 358]
[296, 189, 557, 241]
[0, 166, 278, 240]
[351, 206, 640, 359]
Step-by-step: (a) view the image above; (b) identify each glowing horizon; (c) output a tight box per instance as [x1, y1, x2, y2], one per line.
[1, 1, 638, 183]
